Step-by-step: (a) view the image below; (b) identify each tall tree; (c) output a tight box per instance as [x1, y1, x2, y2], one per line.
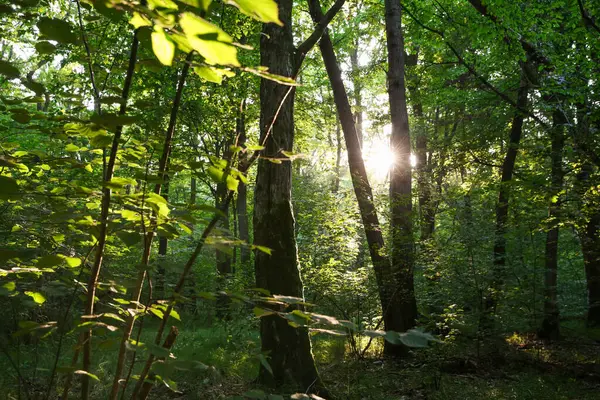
[307, 0, 415, 357]
[485, 67, 530, 329]
[254, 0, 324, 392]
[384, 0, 418, 346]
[540, 100, 567, 339]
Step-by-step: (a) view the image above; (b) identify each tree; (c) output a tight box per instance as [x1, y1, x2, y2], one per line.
[384, 0, 418, 348]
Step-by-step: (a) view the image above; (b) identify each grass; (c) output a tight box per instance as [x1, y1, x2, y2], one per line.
[1, 316, 600, 399]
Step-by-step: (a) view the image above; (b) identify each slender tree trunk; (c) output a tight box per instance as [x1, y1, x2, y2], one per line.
[574, 103, 600, 327]
[82, 33, 138, 400]
[484, 68, 529, 330]
[333, 114, 342, 193]
[384, 0, 418, 353]
[157, 177, 169, 298]
[254, 1, 324, 392]
[540, 106, 566, 339]
[216, 176, 232, 319]
[350, 46, 363, 148]
[583, 212, 600, 326]
[236, 99, 250, 265]
[190, 176, 197, 205]
[308, 0, 412, 357]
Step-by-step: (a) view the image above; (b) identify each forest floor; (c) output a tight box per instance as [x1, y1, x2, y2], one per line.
[2, 318, 600, 399]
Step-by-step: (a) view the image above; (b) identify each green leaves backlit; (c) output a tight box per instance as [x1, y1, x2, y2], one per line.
[152, 28, 175, 66]
[225, 0, 282, 25]
[180, 13, 239, 66]
[125, 0, 282, 69]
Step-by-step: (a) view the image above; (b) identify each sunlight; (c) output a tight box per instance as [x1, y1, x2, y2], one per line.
[363, 124, 417, 181]
[363, 137, 396, 181]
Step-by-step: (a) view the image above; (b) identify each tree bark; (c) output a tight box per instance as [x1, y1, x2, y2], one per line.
[350, 46, 363, 148]
[254, 0, 324, 393]
[216, 150, 232, 319]
[540, 106, 566, 340]
[574, 103, 600, 327]
[384, 0, 418, 353]
[157, 176, 169, 298]
[236, 99, 250, 265]
[484, 68, 529, 330]
[333, 114, 342, 193]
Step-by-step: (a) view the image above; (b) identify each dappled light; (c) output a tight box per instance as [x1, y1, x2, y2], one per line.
[1, 0, 599, 399]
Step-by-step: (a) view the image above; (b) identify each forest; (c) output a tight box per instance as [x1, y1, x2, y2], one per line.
[0, 0, 599, 399]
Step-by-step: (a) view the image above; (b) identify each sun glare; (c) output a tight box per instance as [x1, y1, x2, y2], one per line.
[363, 125, 417, 181]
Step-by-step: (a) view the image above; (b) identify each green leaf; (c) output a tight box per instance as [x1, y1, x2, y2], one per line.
[398, 329, 438, 348]
[117, 231, 141, 247]
[11, 112, 31, 124]
[194, 65, 235, 84]
[121, 209, 141, 221]
[65, 143, 79, 152]
[0, 176, 19, 199]
[37, 17, 78, 44]
[244, 67, 298, 86]
[226, 0, 282, 25]
[22, 80, 45, 95]
[62, 256, 82, 268]
[2, 282, 16, 291]
[243, 390, 266, 400]
[74, 370, 100, 381]
[252, 245, 272, 255]
[152, 28, 175, 66]
[25, 291, 46, 305]
[129, 12, 151, 29]
[179, 13, 240, 66]
[257, 354, 273, 376]
[253, 307, 275, 318]
[35, 41, 56, 54]
[0, 60, 20, 79]
[37, 255, 64, 267]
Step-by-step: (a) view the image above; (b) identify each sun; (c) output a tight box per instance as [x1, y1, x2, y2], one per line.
[363, 125, 417, 181]
[363, 138, 397, 181]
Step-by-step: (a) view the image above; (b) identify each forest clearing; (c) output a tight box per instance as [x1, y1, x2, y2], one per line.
[1, 0, 600, 399]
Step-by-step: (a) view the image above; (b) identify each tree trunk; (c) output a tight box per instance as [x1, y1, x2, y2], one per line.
[216, 176, 232, 319]
[308, 0, 412, 357]
[190, 176, 196, 205]
[254, 1, 324, 392]
[236, 99, 250, 265]
[574, 103, 600, 327]
[333, 114, 342, 193]
[540, 106, 566, 339]
[350, 46, 363, 148]
[158, 177, 169, 299]
[484, 68, 529, 330]
[384, 0, 418, 354]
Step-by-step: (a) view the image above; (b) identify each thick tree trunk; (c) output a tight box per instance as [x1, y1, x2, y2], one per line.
[254, 1, 323, 392]
[308, 0, 411, 357]
[484, 69, 529, 329]
[540, 107, 566, 339]
[384, 0, 418, 353]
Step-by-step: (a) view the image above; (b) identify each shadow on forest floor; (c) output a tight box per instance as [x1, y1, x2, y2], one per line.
[316, 330, 600, 400]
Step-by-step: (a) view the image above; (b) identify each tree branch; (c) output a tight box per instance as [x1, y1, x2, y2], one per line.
[295, 0, 346, 69]
[577, 0, 600, 34]
[402, 3, 549, 129]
